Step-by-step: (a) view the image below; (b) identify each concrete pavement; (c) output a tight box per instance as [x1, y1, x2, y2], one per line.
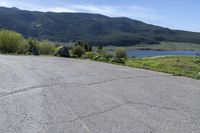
[0, 55, 200, 133]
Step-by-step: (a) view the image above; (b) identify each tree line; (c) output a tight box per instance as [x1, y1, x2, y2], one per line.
[0, 30, 127, 64]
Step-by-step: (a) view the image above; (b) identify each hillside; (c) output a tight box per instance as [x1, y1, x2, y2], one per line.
[0, 6, 200, 46]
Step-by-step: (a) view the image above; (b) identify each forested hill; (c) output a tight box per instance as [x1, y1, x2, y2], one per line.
[0, 6, 200, 46]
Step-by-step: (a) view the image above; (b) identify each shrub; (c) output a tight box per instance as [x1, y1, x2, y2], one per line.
[39, 40, 56, 55]
[99, 50, 114, 61]
[102, 51, 113, 59]
[0, 30, 24, 53]
[17, 40, 29, 54]
[54, 46, 70, 57]
[85, 51, 95, 59]
[115, 48, 127, 58]
[28, 39, 40, 55]
[83, 43, 92, 52]
[110, 57, 126, 64]
[71, 45, 84, 57]
[74, 41, 92, 52]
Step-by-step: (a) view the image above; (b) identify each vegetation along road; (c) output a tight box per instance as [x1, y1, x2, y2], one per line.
[126, 56, 200, 80]
[0, 55, 200, 133]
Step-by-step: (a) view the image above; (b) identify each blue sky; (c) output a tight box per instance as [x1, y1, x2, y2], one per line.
[0, 0, 199, 32]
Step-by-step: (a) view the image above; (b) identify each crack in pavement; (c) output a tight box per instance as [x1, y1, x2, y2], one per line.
[1, 92, 188, 132]
[129, 101, 186, 112]
[0, 75, 171, 98]
[0, 74, 187, 132]
[41, 102, 129, 125]
[40, 101, 157, 132]
[0, 82, 82, 98]
[40, 101, 188, 130]
[78, 119, 93, 133]
[87, 75, 171, 86]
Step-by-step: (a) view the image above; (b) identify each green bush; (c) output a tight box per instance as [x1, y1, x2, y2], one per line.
[100, 51, 114, 61]
[17, 40, 29, 54]
[74, 41, 92, 52]
[0, 30, 70, 57]
[115, 48, 127, 58]
[28, 39, 40, 55]
[102, 51, 113, 59]
[110, 57, 126, 64]
[196, 73, 200, 80]
[85, 51, 96, 59]
[71, 45, 84, 57]
[0, 30, 24, 53]
[39, 40, 56, 55]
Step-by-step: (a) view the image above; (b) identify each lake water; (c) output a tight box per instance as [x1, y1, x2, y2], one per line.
[126, 50, 199, 58]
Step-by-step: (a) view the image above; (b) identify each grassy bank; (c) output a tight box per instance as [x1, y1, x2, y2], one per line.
[125, 56, 200, 79]
[104, 42, 200, 51]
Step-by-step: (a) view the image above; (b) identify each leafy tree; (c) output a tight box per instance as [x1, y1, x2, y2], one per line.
[0, 30, 24, 53]
[71, 45, 84, 57]
[28, 39, 40, 55]
[17, 40, 29, 54]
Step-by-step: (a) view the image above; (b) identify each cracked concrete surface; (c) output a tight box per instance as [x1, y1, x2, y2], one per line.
[0, 55, 200, 133]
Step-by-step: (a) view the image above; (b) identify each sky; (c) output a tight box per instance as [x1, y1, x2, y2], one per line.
[0, 0, 199, 32]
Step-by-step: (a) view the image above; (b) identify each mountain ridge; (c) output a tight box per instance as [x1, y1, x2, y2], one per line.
[0, 6, 200, 46]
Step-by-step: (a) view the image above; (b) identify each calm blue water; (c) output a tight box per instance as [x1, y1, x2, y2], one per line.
[126, 50, 199, 58]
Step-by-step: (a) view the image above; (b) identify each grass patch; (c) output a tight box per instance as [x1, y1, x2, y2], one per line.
[125, 56, 200, 79]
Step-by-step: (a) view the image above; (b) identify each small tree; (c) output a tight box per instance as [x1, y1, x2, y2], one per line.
[83, 43, 92, 52]
[17, 40, 29, 54]
[97, 43, 103, 53]
[28, 39, 40, 55]
[71, 45, 84, 57]
[115, 48, 127, 58]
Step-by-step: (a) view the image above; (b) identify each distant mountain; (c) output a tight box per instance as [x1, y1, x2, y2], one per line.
[0, 6, 200, 46]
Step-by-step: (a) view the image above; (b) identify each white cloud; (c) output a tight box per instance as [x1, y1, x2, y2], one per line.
[45, 7, 75, 13]
[46, 5, 161, 20]
[69, 5, 160, 20]
[0, 0, 161, 20]
[0, 0, 12, 6]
